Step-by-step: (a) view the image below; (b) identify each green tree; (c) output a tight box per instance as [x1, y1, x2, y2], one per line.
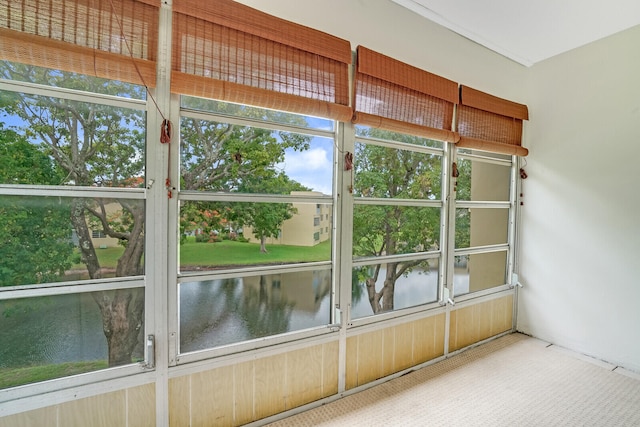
[0, 61, 146, 366]
[0, 126, 74, 286]
[352, 129, 442, 314]
[236, 174, 309, 253]
[453, 158, 472, 249]
[180, 98, 310, 192]
[179, 98, 313, 254]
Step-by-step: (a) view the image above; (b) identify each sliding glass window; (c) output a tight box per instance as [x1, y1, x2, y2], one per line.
[175, 98, 337, 361]
[453, 149, 513, 296]
[351, 127, 445, 320]
[0, 62, 149, 391]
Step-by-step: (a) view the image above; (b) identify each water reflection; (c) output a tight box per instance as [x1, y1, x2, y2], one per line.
[351, 264, 441, 319]
[180, 269, 332, 352]
[0, 293, 107, 368]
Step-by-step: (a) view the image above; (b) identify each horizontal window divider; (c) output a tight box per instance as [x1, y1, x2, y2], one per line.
[348, 301, 445, 330]
[455, 200, 511, 209]
[451, 286, 514, 309]
[0, 79, 147, 111]
[457, 151, 513, 166]
[0, 277, 145, 300]
[0, 184, 146, 199]
[454, 244, 509, 256]
[179, 191, 334, 204]
[0, 363, 151, 406]
[355, 135, 445, 156]
[174, 324, 339, 368]
[180, 108, 336, 139]
[352, 251, 440, 267]
[354, 197, 442, 207]
[178, 261, 332, 283]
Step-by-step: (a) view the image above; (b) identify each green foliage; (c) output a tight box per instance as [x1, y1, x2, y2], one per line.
[352, 128, 443, 312]
[0, 128, 74, 286]
[454, 159, 472, 248]
[178, 100, 313, 253]
[179, 99, 310, 193]
[352, 130, 442, 259]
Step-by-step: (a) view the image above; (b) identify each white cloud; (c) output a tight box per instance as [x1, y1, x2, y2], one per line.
[283, 147, 331, 173]
[278, 145, 334, 194]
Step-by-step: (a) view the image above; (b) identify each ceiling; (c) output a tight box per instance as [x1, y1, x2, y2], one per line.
[391, 0, 640, 66]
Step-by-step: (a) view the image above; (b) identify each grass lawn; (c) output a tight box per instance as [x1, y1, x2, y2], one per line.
[180, 238, 331, 268]
[70, 246, 124, 270]
[70, 239, 331, 271]
[0, 361, 108, 390]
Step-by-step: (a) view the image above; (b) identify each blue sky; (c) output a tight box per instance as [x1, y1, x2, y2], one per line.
[280, 136, 334, 195]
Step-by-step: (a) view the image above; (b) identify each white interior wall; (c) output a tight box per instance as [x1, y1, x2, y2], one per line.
[520, 25, 640, 372]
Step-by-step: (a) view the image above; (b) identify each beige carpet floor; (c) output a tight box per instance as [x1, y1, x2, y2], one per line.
[265, 333, 640, 426]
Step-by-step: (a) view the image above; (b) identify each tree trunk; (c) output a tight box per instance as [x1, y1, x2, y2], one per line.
[366, 277, 382, 313]
[260, 235, 267, 253]
[71, 199, 102, 279]
[102, 202, 145, 366]
[73, 199, 146, 367]
[381, 263, 396, 312]
[93, 288, 145, 366]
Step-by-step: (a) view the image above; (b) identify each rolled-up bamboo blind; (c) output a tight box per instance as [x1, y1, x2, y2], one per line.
[0, 0, 159, 87]
[353, 46, 459, 142]
[172, 0, 352, 121]
[456, 85, 529, 156]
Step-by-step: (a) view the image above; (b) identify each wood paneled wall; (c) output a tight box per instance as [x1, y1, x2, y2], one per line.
[0, 384, 155, 427]
[449, 295, 513, 352]
[346, 313, 446, 390]
[168, 341, 338, 426]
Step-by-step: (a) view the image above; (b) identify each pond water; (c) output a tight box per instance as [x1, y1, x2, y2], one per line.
[0, 265, 470, 368]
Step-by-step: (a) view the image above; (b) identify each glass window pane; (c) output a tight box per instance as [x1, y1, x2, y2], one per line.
[455, 158, 511, 201]
[351, 259, 439, 319]
[354, 143, 442, 200]
[0, 94, 146, 187]
[455, 208, 509, 249]
[180, 269, 332, 352]
[453, 252, 507, 296]
[355, 126, 444, 150]
[0, 62, 147, 99]
[181, 97, 334, 131]
[353, 205, 440, 259]
[180, 118, 333, 194]
[0, 289, 144, 389]
[0, 196, 145, 287]
[180, 201, 332, 272]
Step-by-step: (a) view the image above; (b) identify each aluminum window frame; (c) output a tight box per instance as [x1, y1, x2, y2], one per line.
[170, 100, 342, 365]
[448, 148, 518, 302]
[0, 77, 154, 402]
[348, 132, 448, 327]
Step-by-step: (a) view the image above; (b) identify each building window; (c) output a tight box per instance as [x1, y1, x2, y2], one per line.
[0, 62, 148, 390]
[452, 150, 513, 296]
[351, 127, 444, 318]
[176, 98, 336, 361]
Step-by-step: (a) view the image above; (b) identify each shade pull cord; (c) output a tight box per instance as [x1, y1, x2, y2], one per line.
[161, 119, 173, 198]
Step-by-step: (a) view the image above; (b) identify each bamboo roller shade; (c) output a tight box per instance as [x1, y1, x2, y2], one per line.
[353, 46, 459, 143]
[0, 0, 159, 87]
[456, 85, 529, 156]
[171, 0, 353, 121]
[0, 0, 529, 156]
